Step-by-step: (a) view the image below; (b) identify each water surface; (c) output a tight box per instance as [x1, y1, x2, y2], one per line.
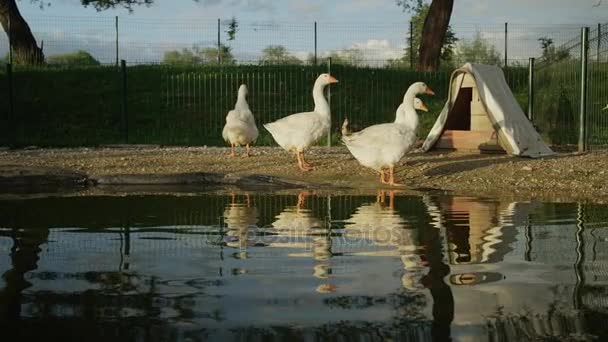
[0, 192, 607, 341]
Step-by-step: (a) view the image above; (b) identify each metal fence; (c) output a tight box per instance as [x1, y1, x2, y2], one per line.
[0, 16, 591, 66]
[532, 23, 608, 150]
[0, 16, 606, 149]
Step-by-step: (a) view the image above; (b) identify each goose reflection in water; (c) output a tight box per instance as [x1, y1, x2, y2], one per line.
[344, 190, 425, 291]
[269, 191, 336, 293]
[223, 193, 260, 261]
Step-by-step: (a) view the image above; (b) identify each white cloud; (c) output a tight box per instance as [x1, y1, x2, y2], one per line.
[350, 39, 403, 60]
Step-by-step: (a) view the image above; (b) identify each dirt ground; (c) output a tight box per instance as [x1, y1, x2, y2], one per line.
[0, 145, 606, 201]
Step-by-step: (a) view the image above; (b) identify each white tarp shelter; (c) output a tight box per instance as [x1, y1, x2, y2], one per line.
[421, 63, 554, 158]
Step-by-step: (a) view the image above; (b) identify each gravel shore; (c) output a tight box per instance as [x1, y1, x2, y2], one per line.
[0, 145, 606, 201]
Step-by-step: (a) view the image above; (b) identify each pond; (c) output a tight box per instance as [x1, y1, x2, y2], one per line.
[0, 191, 607, 341]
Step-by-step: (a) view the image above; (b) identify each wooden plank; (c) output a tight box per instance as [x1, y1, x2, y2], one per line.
[435, 130, 505, 153]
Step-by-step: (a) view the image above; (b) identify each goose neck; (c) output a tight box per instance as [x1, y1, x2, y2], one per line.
[313, 82, 330, 115]
[394, 102, 419, 132]
[235, 94, 249, 111]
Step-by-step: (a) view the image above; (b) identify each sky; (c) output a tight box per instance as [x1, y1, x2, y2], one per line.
[2, 0, 608, 64]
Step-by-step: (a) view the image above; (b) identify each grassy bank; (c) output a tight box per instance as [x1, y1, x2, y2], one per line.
[0, 64, 529, 147]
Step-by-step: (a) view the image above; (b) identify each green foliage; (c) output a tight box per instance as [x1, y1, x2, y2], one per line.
[538, 37, 571, 63]
[260, 45, 302, 65]
[225, 17, 239, 41]
[455, 32, 502, 65]
[390, 3, 458, 68]
[0, 64, 531, 147]
[162, 45, 235, 66]
[533, 60, 581, 145]
[309, 49, 365, 66]
[47, 50, 101, 66]
[411, 4, 458, 66]
[28, 0, 155, 11]
[395, 0, 425, 12]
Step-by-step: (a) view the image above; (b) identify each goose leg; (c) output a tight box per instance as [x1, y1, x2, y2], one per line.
[300, 151, 315, 168]
[229, 143, 236, 157]
[243, 144, 251, 158]
[297, 191, 310, 209]
[297, 151, 314, 171]
[378, 190, 386, 204]
[389, 166, 405, 187]
[388, 190, 395, 209]
[379, 168, 390, 185]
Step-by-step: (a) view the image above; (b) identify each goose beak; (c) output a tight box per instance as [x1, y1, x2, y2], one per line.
[419, 103, 429, 112]
[329, 76, 339, 84]
[425, 87, 435, 95]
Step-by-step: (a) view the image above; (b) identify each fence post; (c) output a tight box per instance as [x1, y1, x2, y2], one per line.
[121, 60, 129, 144]
[7, 15, 12, 64]
[7, 63, 15, 145]
[327, 57, 332, 148]
[314, 21, 318, 66]
[527, 57, 535, 121]
[504, 22, 508, 68]
[409, 21, 414, 69]
[217, 18, 221, 65]
[115, 16, 119, 67]
[579, 27, 589, 153]
[598, 23, 601, 63]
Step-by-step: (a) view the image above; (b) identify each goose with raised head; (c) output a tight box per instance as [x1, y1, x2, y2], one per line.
[342, 82, 434, 186]
[222, 84, 258, 157]
[264, 73, 339, 171]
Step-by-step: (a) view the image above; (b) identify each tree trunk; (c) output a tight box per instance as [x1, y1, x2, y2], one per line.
[0, 0, 44, 64]
[417, 0, 453, 72]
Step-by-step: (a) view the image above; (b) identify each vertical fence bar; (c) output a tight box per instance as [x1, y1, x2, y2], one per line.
[409, 21, 414, 69]
[115, 16, 119, 67]
[504, 22, 508, 68]
[217, 18, 221, 65]
[7, 15, 12, 64]
[598, 23, 601, 63]
[121, 60, 129, 144]
[7, 63, 14, 145]
[528, 57, 535, 121]
[579, 27, 589, 153]
[314, 21, 318, 66]
[327, 57, 332, 147]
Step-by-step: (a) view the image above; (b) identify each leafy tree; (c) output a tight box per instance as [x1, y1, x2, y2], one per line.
[0, 0, 173, 65]
[162, 48, 201, 65]
[225, 17, 238, 41]
[308, 49, 364, 66]
[200, 44, 235, 65]
[260, 45, 302, 65]
[455, 32, 501, 65]
[395, 3, 457, 69]
[396, 0, 455, 71]
[538, 36, 570, 63]
[47, 50, 101, 66]
[162, 45, 235, 65]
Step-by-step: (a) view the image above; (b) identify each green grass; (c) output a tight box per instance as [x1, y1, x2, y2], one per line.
[0, 63, 530, 147]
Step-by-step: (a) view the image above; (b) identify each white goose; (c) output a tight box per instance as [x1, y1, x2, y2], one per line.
[264, 73, 339, 171]
[222, 84, 258, 157]
[343, 82, 434, 186]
